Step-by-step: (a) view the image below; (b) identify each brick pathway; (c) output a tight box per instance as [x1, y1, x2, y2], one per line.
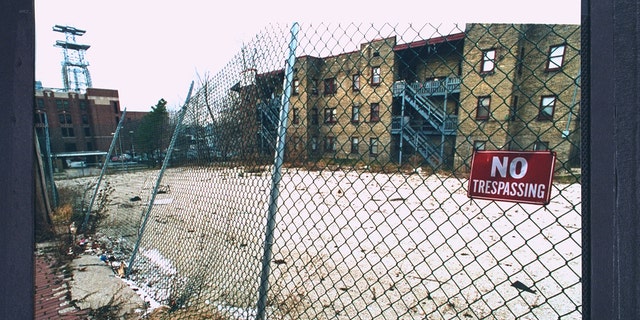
[34, 254, 89, 320]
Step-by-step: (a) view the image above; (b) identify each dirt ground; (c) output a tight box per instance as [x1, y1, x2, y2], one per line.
[56, 166, 582, 319]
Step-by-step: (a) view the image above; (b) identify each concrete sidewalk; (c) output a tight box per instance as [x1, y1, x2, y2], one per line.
[69, 254, 147, 318]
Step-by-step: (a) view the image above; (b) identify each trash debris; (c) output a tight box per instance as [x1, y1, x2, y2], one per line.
[511, 280, 537, 293]
[157, 185, 171, 194]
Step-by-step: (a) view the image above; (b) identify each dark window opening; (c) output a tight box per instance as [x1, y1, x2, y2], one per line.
[352, 74, 360, 91]
[538, 95, 556, 121]
[324, 108, 337, 124]
[369, 138, 379, 155]
[351, 105, 360, 123]
[311, 107, 319, 125]
[292, 108, 300, 125]
[371, 67, 381, 85]
[350, 137, 359, 154]
[324, 78, 337, 95]
[476, 96, 491, 120]
[325, 136, 335, 152]
[370, 103, 380, 122]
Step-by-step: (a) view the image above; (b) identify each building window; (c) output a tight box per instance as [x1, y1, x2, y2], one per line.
[86, 142, 93, 150]
[325, 136, 336, 152]
[36, 98, 45, 109]
[311, 79, 318, 95]
[473, 140, 486, 151]
[481, 49, 496, 73]
[324, 108, 337, 124]
[61, 127, 75, 137]
[115, 116, 120, 125]
[370, 103, 380, 122]
[112, 101, 119, 113]
[369, 138, 379, 155]
[55, 100, 63, 109]
[476, 96, 491, 120]
[59, 113, 72, 125]
[311, 136, 318, 151]
[293, 79, 300, 95]
[311, 107, 319, 125]
[546, 44, 566, 71]
[352, 74, 360, 91]
[34, 112, 46, 124]
[292, 108, 300, 125]
[350, 137, 359, 154]
[79, 100, 87, 110]
[81, 114, 89, 125]
[538, 95, 556, 121]
[534, 141, 549, 151]
[324, 78, 337, 95]
[64, 143, 77, 152]
[510, 96, 519, 121]
[371, 67, 381, 85]
[351, 105, 360, 123]
[84, 127, 91, 137]
[517, 47, 525, 76]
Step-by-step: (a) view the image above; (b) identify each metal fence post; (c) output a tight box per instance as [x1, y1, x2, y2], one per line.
[255, 22, 299, 320]
[82, 109, 127, 232]
[126, 81, 194, 277]
[42, 113, 58, 208]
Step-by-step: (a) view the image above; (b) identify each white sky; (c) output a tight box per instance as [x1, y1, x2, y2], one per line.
[35, 0, 581, 112]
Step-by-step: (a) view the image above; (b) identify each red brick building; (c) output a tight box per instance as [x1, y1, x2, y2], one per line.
[35, 86, 148, 166]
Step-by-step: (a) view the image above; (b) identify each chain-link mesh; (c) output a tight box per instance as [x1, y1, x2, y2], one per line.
[65, 23, 582, 319]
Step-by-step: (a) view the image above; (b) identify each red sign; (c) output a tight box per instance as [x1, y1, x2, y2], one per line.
[468, 150, 556, 205]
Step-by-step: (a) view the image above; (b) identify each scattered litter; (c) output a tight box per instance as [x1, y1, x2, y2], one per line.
[130, 196, 142, 201]
[157, 185, 171, 194]
[511, 280, 537, 294]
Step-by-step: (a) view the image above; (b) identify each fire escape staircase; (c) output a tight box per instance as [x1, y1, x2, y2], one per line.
[258, 99, 280, 153]
[392, 78, 459, 167]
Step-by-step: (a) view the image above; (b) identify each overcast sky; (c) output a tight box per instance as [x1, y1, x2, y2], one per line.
[35, 0, 581, 112]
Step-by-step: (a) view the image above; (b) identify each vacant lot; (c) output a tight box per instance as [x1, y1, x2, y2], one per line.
[57, 166, 581, 319]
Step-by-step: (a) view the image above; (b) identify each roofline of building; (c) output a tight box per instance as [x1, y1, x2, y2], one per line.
[393, 32, 466, 51]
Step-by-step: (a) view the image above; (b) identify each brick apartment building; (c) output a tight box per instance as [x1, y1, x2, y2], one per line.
[34, 86, 147, 166]
[233, 23, 580, 173]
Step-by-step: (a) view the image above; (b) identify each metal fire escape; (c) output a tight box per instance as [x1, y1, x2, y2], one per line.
[391, 77, 460, 167]
[257, 97, 280, 155]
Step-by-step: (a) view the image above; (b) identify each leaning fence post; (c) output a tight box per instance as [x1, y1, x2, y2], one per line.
[82, 109, 127, 232]
[255, 22, 299, 320]
[42, 113, 58, 208]
[125, 81, 194, 278]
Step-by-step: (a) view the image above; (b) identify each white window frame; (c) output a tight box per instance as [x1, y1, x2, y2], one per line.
[547, 44, 566, 71]
[481, 49, 496, 73]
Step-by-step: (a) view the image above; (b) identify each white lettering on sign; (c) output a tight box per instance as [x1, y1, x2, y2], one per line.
[490, 156, 528, 179]
[471, 179, 546, 199]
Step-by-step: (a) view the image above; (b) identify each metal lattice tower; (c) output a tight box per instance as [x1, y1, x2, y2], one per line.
[53, 25, 93, 92]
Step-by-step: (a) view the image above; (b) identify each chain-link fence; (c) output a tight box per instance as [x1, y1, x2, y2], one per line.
[64, 22, 582, 319]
